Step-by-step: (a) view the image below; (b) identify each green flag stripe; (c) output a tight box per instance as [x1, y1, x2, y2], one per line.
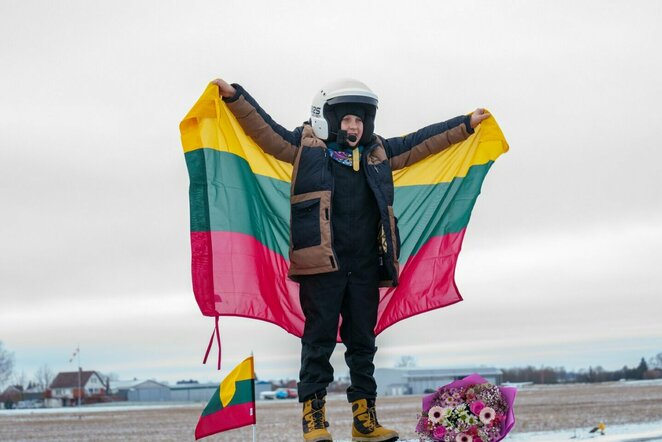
[185, 149, 492, 260]
[394, 161, 493, 259]
[201, 379, 255, 417]
[186, 148, 290, 254]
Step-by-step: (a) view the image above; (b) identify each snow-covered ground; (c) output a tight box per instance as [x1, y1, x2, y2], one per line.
[341, 421, 662, 442]
[1, 403, 660, 441]
[0, 402, 198, 416]
[2, 381, 662, 441]
[507, 421, 662, 442]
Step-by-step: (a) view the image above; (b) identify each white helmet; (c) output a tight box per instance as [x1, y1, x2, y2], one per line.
[310, 78, 378, 143]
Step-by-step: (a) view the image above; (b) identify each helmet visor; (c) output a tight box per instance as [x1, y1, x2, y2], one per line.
[327, 95, 378, 108]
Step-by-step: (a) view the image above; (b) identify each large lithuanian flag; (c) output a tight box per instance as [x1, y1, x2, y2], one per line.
[195, 356, 256, 439]
[181, 84, 508, 338]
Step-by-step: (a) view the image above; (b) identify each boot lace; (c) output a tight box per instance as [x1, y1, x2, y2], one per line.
[311, 408, 325, 429]
[368, 402, 381, 429]
[309, 398, 327, 430]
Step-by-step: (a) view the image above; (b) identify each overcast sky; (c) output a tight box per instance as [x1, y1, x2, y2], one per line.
[1, 0, 661, 385]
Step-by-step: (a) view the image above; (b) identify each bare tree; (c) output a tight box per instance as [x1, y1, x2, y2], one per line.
[12, 370, 28, 390]
[34, 364, 55, 390]
[649, 352, 662, 369]
[395, 355, 417, 368]
[99, 372, 120, 382]
[0, 341, 15, 389]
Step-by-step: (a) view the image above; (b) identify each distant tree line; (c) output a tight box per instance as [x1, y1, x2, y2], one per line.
[502, 354, 662, 384]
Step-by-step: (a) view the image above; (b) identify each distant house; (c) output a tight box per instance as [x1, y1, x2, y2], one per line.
[0, 386, 24, 409]
[1, 385, 57, 409]
[23, 384, 46, 400]
[50, 370, 107, 406]
[374, 367, 503, 396]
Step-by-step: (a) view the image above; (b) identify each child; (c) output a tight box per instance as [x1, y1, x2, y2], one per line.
[213, 78, 489, 442]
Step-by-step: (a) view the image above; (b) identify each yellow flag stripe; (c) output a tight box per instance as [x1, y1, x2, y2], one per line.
[180, 84, 292, 182]
[180, 84, 508, 186]
[219, 356, 254, 408]
[393, 117, 508, 186]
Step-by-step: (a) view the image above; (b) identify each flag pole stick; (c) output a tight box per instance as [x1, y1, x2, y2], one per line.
[77, 345, 81, 408]
[252, 350, 256, 442]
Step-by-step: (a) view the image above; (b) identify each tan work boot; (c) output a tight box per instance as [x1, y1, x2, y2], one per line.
[302, 395, 332, 441]
[351, 398, 399, 441]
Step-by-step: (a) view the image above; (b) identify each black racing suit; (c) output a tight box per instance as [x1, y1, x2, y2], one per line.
[297, 153, 381, 403]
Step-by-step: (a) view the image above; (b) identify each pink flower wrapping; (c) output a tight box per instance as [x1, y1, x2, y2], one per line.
[418, 373, 517, 442]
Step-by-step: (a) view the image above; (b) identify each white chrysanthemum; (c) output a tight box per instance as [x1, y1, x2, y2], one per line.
[428, 405, 445, 424]
[466, 415, 479, 426]
[479, 406, 496, 424]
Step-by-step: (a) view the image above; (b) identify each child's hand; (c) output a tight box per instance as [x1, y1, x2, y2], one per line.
[212, 78, 237, 98]
[470, 108, 490, 128]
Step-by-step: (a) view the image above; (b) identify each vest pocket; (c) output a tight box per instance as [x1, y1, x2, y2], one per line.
[289, 190, 336, 275]
[291, 198, 321, 250]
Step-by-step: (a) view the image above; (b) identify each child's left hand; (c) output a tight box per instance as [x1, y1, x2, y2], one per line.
[470, 108, 491, 128]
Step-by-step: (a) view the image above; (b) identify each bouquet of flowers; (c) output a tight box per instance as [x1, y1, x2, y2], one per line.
[415, 374, 516, 442]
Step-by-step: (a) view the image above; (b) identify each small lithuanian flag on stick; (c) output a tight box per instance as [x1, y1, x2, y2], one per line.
[195, 356, 256, 440]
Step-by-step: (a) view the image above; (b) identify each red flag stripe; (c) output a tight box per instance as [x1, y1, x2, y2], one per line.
[195, 402, 255, 440]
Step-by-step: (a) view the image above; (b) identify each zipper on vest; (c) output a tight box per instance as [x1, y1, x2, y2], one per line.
[327, 149, 338, 270]
[320, 148, 328, 183]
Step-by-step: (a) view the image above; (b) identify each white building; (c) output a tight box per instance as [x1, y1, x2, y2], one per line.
[128, 380, 171, 402]
[170, 382, 218, 402]
[374, 367, 502, 396]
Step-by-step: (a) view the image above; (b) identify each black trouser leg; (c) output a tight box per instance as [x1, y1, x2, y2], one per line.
[340, 274, 379, 403]
[297, 272, 346, 402]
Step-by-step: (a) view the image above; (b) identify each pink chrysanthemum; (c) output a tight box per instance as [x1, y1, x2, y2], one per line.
[479, 406, 496, 425]
[455, 433, 471, 442]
